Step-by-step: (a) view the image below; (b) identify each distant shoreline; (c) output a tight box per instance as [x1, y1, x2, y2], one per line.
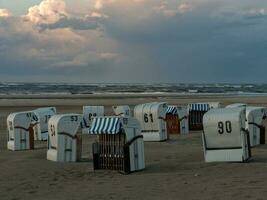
[0, 93, 267, 108]
[0, 92, 267, 99]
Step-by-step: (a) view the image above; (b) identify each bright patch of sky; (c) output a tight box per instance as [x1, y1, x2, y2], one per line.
[0, 0, 42, 15]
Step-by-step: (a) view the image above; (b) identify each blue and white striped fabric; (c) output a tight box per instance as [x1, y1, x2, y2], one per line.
[89, 117, 122, 134]
[166, 106, 178, 114]
[190, 103, 210, 111]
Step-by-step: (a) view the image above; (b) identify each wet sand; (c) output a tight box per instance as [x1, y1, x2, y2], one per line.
[1, 94, 267, 200]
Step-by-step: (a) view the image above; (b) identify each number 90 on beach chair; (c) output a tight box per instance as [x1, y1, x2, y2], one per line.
[202, 107, 251, 162]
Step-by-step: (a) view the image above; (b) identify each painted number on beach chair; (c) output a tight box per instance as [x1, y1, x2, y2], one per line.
[150, 114, 153, 122]
[50, 125, 55, 136]
[88, 113, 97, 121]
[71, 116, 78, 122]
[32, 114, 38, 122]
[218, 121, 232, 134]
[144, 113, 149, 123]
[144, 113, 153, 123]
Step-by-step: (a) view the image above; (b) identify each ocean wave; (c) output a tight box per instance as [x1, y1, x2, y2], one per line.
[0, 83, 266, 96]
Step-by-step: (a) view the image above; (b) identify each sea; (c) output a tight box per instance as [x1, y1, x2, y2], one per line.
[0, 82, 267, 96]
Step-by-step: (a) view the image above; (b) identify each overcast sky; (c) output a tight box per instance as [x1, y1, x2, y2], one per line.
[0, 0, 266, 83]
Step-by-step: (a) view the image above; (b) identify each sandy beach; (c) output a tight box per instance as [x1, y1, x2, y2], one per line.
[1, 94, 267, 200]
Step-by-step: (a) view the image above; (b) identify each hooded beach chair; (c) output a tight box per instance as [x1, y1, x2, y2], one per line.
[89, 116, 145, 173]
[113, 105, 131, 117]
[245, 106, 266, 146]
[81, 106, 104, 134]
[32, 107, 56, 141]
[165, 105, 189, 135]
[47, 114, 82, 162]
[188, 102, 221, 131]
[202, 107, 251, 162]
[134, 102, 168, 141]
[7, 111, 35, 151]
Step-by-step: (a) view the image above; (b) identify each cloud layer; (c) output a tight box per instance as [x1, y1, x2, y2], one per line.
[0, 0, 267, 83]
[0, 8, 12, 17]
[26, 0, 67, 24]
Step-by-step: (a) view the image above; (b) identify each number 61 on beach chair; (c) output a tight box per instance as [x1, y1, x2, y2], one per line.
[202, 107, 251, 162]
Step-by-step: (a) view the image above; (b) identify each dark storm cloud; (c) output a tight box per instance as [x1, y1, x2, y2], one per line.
[99, 2, 267, 83]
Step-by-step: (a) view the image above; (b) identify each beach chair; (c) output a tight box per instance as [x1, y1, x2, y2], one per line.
[188, 102, 221, 131]
[202, 107, 251, 162]
[226, 103, 247, 108]
[81, 106, 104, 134]
[245, 106, 266, 146]
[7, 111, 35, 151]
[166, 105, 189, 135]
[32, 107, 56, 141]
[47, 114, 82, 162]
[113, 105, 131, 117]
[177, 106, 189, 134]
[134, 102, 168, 141]
[89, 116, 145, 173]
